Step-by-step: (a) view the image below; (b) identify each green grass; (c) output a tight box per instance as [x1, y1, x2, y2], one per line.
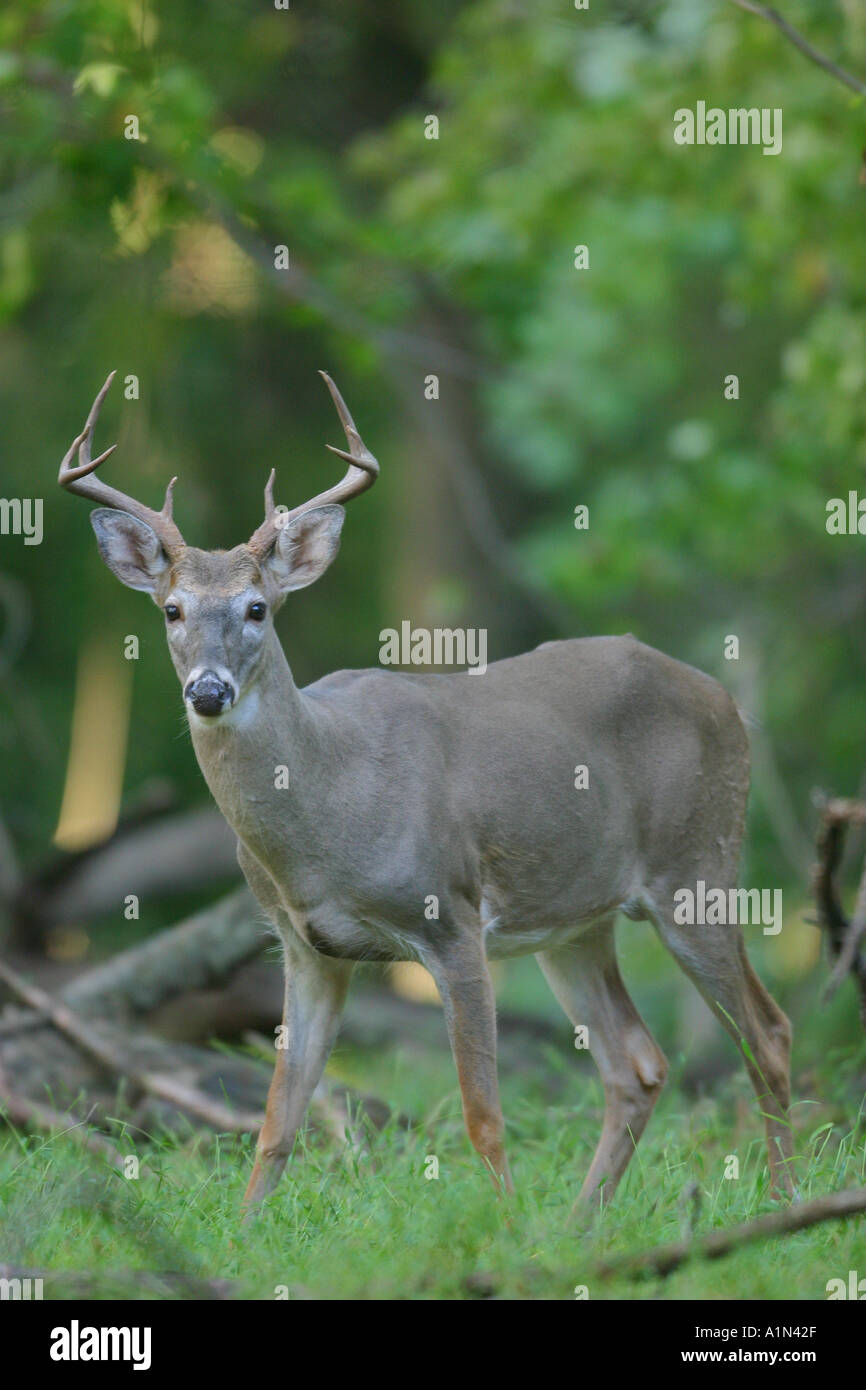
[1, 1024, 864, 1300]
[2, 921, 864, 1299]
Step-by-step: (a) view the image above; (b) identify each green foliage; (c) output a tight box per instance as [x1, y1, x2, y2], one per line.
[0, 3, 864, 922]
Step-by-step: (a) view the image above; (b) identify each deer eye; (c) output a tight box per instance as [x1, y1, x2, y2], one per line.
[164, 604, 182, 623]
[247, 601, 267, 622]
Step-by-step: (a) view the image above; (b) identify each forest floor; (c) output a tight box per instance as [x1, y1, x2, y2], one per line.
[0, 946, 864, 1301]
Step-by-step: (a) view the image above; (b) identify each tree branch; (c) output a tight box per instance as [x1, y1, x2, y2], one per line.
[730, 0, 866, 99]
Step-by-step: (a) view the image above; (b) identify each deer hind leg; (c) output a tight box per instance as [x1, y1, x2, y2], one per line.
[243, 935, 353, 1210]
[538, 919, 668, 1207]
[648, 892, 794, 1198]
[427, 929, 513, 1194]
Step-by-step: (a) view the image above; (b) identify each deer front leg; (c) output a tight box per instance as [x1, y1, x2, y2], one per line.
[427, 931, 513, 1195]
[244, 934, 352, 1210]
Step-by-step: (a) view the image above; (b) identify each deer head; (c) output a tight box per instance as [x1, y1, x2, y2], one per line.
[59, 372, 378, 721]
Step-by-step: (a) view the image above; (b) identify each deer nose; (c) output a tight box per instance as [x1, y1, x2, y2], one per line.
[184, 670, 234, 716]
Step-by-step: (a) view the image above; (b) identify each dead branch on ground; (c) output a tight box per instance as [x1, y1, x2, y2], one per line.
[597, 1186, 866, 1281]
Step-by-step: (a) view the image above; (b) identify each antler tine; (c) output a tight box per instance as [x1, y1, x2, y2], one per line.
[58, 372, 185, 557]
[263, 468, 276, 516]
[60, 370, 119, 480]
[308, 370, 380, 505]
[247, 374, 379, 558]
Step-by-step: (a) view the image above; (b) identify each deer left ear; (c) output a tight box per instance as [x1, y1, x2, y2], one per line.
[264, 504, 345, 594]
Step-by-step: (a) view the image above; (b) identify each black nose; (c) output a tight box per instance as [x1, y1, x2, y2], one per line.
[184, 671, 234, 716]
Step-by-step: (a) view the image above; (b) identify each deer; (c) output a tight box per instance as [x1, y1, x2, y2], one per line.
[59, 371, 794, 1210]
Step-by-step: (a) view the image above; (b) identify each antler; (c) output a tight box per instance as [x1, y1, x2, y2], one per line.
[247, 372, 379, 559]
[58, 371, 186, 557]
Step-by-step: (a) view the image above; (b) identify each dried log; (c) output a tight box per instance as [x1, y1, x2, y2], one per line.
[0, 1004, 281, 1145]
[1, 1012, 403, 1153]
[0, 892, 402, 1149]
[5, 785, 242, 953]
[340, 980, 566, 1079]
[147, 958, 283, 1041]
[598, 1186, 866, 1281]
[0, 1009, 47, 1039]
[0, 885, 554, 1154]
[62, 886, 266, 1021]
[14, 808, 239, 939]
[0, 944, 405, 1154]
[0, 886, 267, 1038]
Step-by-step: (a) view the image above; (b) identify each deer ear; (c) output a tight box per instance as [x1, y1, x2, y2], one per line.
[90, 509, 172, 593]
[264, 504, 345, 594]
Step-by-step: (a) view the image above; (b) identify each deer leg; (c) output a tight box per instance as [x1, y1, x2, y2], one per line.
[538, 920, 668, 1207]
[649, 901, 794, 1199]
[427, 933, 513, 1194]
[243, 936, 352, 1209]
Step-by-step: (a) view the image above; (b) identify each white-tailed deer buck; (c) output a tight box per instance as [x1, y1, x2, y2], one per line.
[60, 372, 794, 1207]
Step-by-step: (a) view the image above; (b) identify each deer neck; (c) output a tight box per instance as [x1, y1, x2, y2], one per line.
[187, 632, 328, 872]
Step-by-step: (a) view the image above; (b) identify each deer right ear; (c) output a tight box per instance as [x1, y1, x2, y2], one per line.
[90, 509, 172, 594]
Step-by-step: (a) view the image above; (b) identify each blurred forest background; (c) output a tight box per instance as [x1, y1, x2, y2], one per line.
[1, 0, 865, 1060]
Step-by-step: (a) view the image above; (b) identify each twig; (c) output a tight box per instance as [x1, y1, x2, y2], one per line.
[598, 1187, 866, 1280]
[0, 956, 263, 1134]
[0, 955, 139, 1077]
[730, 0, 866, 99]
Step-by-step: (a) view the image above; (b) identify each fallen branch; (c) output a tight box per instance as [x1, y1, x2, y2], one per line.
[0, 903, 404, 1146]
[598, 1187, 866, 1280]
[60, 886, 265, 1022]
[0, 956, 263, 1134]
